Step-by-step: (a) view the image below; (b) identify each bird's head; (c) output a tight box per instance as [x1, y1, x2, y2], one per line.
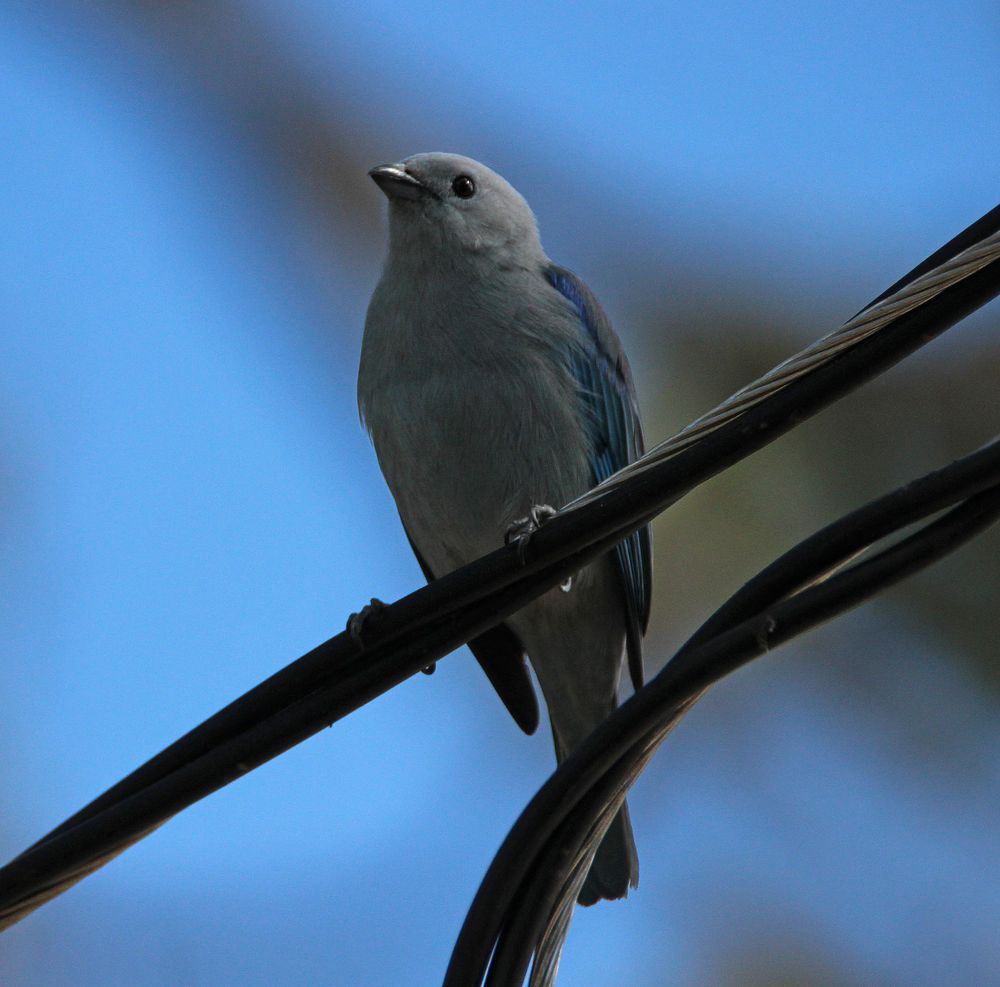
[369, 152, 543, 266]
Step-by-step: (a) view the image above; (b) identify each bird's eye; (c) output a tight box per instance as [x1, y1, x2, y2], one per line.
[451, 174, 476, 198]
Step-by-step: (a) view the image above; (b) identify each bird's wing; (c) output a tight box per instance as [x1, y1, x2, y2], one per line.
[402, 526, 540, 735]
[545, 264, 652, 690]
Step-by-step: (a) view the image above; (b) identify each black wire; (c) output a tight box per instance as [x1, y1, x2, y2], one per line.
[478, 485, 1000, 987]
[446, 440, 1000, 986]
[861, 203, 1000, 312]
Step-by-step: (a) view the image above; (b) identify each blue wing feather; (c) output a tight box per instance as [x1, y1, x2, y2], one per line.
[545, 265, 652, 688]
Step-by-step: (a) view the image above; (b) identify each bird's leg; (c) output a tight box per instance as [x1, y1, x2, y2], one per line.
[347, 597, 436, 673]
[505, 503, 557, 565]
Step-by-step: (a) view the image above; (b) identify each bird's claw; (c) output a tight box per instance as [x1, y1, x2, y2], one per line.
[348, 597, 435, 673]
[348, 598, 386, 650]
[505, 504, 557, 564]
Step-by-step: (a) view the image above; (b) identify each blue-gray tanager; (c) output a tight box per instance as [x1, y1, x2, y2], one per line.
[358, 153, 651, 904]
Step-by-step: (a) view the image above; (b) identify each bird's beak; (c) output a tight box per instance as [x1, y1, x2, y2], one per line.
[368, 164, 429, 201]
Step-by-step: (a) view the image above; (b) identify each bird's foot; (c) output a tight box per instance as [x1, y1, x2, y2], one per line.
[347, 597, 435, 673]
[347, 598, 386, 650]
[505, 504, 557, 564]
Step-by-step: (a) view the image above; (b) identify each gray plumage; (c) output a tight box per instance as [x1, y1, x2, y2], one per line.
[358, 152, 650, 906]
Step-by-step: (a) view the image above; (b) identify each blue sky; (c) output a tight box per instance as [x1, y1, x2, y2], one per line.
[2, 3, 999, 985]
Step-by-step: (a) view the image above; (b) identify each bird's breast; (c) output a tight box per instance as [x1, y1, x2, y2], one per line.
[363, 348, 591, 572]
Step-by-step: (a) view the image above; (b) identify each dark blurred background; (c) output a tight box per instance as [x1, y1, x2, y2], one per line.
[2, 3, 999, 985]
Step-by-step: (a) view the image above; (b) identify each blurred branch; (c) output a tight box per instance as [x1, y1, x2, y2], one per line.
[116, 0, 383, 241]
[0, 203, 998, 970]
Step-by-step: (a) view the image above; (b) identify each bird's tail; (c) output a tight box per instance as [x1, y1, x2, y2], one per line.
[551, 724, 639, 905]
[577, 800, 638, 905]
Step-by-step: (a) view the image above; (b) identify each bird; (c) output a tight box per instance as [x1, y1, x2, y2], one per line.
[358, 152, 651, 905]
